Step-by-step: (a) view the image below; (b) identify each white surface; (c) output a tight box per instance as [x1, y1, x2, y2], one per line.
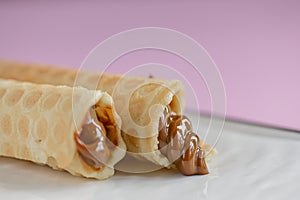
[0, 112, 300, 200]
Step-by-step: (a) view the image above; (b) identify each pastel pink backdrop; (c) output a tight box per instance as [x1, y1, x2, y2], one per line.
[0, 1, 299, 130]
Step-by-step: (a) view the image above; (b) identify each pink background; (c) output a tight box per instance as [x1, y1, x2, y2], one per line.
[0, 1, 299, 130]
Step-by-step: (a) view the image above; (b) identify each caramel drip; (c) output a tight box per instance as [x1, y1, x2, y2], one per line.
[74, 108, 110, 169]
[158, 106, 208, 175]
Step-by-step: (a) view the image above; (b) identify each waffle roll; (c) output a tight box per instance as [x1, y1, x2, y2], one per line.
[0, 61, 186, 167]
[0, 78, 126, 179]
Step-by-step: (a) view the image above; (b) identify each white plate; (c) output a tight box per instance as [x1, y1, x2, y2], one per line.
[1, 112, 300, 200]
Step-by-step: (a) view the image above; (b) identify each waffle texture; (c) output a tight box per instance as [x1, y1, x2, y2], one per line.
[0, 60, 185, 166]
[0, 78, 125, 179]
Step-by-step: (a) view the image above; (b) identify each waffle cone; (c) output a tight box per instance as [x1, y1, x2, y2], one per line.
[0, 78, 125, 179]
[0, 60, 185, 166]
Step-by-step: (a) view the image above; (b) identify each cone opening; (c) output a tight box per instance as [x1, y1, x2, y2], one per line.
[74, 104, 119, 171]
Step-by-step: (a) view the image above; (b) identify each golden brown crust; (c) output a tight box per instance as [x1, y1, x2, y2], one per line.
[0, 78, 125, 179]
[0, 60, 185, 167]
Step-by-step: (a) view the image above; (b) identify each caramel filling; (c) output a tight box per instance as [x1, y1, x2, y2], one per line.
[74, 107, 112, 169]
[158, 106, 209, 175]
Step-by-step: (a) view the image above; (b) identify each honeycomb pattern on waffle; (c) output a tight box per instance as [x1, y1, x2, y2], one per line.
[0, 61, 185, 166]
[0, 80, 77, 168]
